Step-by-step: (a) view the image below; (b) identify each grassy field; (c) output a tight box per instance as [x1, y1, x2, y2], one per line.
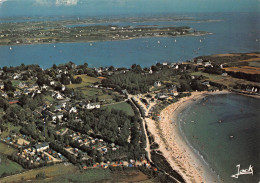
[0, 156, 24, 177]
[0, 142, 17, 156]
[67, 75, 102, 89]
[1, 164, 156, 183]
[0, 163, 78, 183]
[104, 102, 135, 116]
[66, 75, 118, 101]
[249, 61, 260, 67]
[191, 71, 224, 81]
[224, 66, 260, 74]
[49, 168, 112, 183]
[0, 123, 21, 139]
[191, 71, 260, 88]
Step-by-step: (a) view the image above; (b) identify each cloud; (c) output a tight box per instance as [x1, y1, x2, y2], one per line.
[55, 0, 79, 6]
[0, 0, 7, 5]
[35, 0, 52, 6]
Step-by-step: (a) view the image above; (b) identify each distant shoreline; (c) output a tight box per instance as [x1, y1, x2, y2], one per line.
[0, 32, 211, 47]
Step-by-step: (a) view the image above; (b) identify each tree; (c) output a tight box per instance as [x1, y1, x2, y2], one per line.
[36, 172, 46, 179]
[4, 81, 15, 92]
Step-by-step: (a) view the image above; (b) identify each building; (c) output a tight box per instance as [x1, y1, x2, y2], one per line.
[121, 89, 129, 96]
[154, 81, 161, 87]
[196, 59, 203, 65]
[222, 73, 228, 77]
[156, 93, 168, 100]
[0, 82, 4, 90]
[86, 103, 100, 110]
[203, 61, 212, 67]
[33, 142, 49, 152]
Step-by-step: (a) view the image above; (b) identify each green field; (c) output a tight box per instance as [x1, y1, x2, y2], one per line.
[191, 71, 224, 81]
[0, 156, 24, 177]
[103, 102, 135, 116]
[66, 75, 119, 101]
[0, 142, 17, 156]
[49, 168, 112, 183]
[67, 75, 102, 89]
[0, 123, 21, 139]
[0, 163, 78, 183]
[249, 61, 260, 67]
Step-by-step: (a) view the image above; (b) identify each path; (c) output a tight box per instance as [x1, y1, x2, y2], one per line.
[61, 128, 68, 136]
[128, 96, 152, 163]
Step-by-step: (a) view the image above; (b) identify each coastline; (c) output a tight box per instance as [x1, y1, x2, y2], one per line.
[145, 90, 230, 183]
[0, 32, 211, 47]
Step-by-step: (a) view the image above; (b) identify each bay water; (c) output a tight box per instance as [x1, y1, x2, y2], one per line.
[177, 94, 260, 183]
[0, 12, 259, 69]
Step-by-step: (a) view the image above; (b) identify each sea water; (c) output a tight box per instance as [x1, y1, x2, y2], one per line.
[0, 12, 259, 68]
[177, 94, 260, 183]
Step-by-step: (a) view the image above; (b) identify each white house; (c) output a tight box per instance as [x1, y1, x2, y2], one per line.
[203, 61, 212, 67]
[12, 73, 20, 80]
[61, 85, 66, 91]
[196, 59, 203, 65]
[154, 81, 161, 87]
[52, 113, 63, 122]
[69, 107, 77, 113]
[53, 92, 64, 100]
[222, 73, 228, 77]
[86, 103, 100, 110]
[50, 81, 55, 86]
[163, 62, 168, 66]
[0, 82, 4, 90]
[149, 67, 153, 74]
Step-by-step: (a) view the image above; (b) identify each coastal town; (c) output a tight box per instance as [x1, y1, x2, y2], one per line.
[0, 51, 259, 182]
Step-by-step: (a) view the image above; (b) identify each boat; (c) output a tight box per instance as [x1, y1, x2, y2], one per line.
[53, 45, 56, 48]
[9, 47, 12, 50]
[229, 135, 234, 139]
[174, 39, 177, 43]
[90, 43, 93, 46]
[199, 39, 202, 43]
[157, 41, 160, 44]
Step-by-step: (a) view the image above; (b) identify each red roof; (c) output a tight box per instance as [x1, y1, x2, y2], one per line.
[9, 100, 19, 105]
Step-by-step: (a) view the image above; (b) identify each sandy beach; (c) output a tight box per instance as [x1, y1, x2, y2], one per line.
[145, 90, 230, 183]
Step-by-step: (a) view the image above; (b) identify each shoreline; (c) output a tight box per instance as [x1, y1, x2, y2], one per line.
[0, 32, 212, 47]
[145, 90, 230, 183]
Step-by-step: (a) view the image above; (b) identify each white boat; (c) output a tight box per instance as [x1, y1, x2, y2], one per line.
[157, 41, 160, 44]
[53, 45, 56, 48]
[200, 39, 202, 43]
[9, 47, 12, 50]
[90, 43, 93, 46]
[174, 39, 177, 42]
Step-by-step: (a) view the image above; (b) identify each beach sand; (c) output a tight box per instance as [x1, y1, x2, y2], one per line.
[145, 91, 230, 183]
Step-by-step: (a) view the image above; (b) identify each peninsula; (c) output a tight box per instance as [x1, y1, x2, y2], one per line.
[0, 52, 259, 182]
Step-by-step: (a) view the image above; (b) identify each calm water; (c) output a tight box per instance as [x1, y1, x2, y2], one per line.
[177, 94, 260, 183]
[0, 12, 259, 68]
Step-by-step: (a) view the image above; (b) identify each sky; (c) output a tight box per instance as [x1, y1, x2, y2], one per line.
[0, 0, 259, 17]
